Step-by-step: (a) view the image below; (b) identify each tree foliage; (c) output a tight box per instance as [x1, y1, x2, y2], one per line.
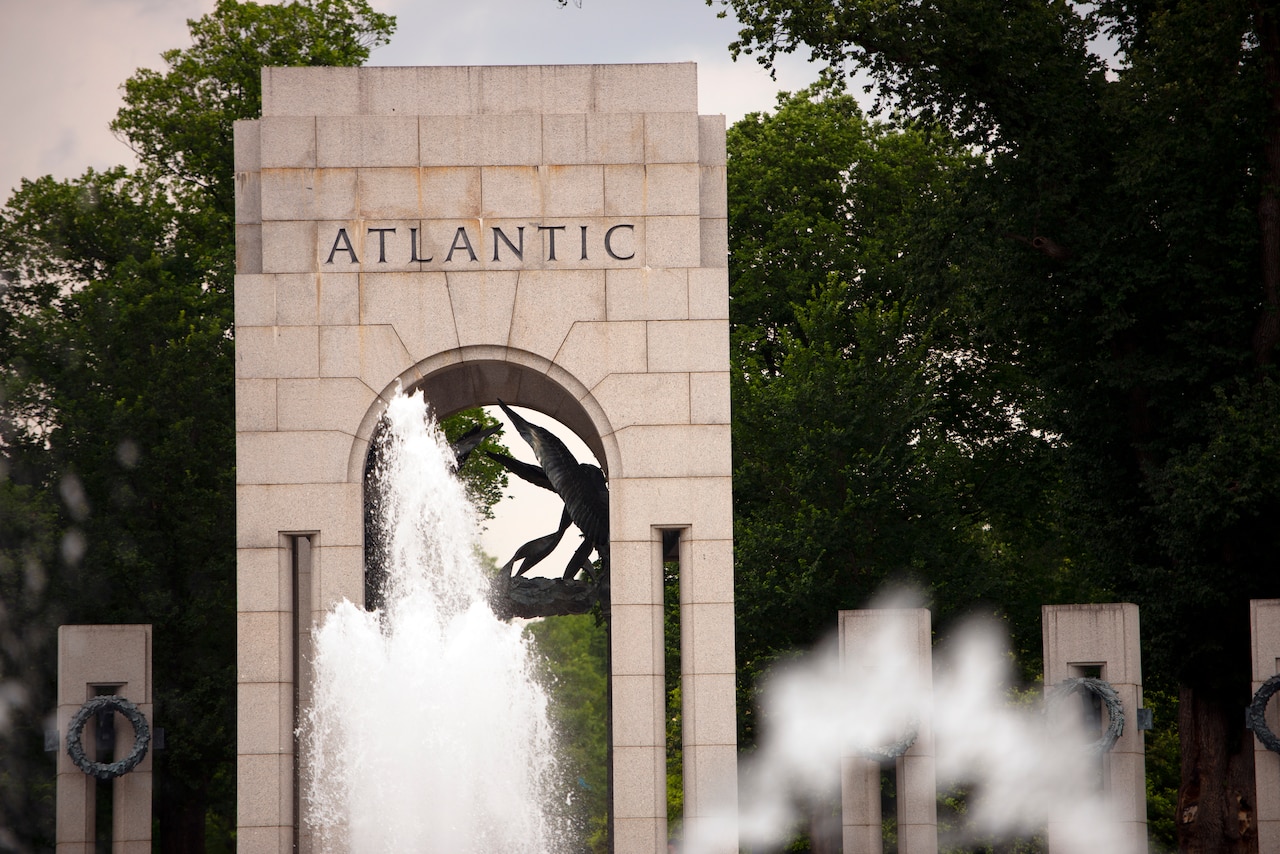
[0, 161, 238, 850]
[525, 614, 610, 853]
[442, 408, 510, 522]
[0, 2, 396, 850]
[718, 0, 1280, 847]
[0, 477, 60, 850]
[728, 87, 1092, 756]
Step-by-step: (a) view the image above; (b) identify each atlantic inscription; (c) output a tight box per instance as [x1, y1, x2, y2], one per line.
[324, 222, 637, 267]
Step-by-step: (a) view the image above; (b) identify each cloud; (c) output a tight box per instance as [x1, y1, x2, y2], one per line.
[1, 0, 831, 198]
[0, 0, 213, 196]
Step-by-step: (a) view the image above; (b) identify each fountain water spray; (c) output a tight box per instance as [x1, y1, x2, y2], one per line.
[687, 599, 1138, 854]
[301, 390, 562, 854]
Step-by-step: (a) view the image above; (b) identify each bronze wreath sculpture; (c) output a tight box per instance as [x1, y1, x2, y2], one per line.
[65, 695, 151, 780]
[1248, 674, 1280, 754]
[1046, 676, 1125, 755]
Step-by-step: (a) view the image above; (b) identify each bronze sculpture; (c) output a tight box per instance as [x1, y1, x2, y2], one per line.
[363, 401, 609, 619]
[486, 401, 610, 619]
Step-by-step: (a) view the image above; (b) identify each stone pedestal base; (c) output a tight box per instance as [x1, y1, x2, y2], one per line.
[1041, 604, 1147, 854]
[56, 625, 153, 854]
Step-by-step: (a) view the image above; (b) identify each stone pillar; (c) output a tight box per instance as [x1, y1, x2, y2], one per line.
[838, 609, 937, 854]
[56, 625, 154, 854]
[1250, 599, 1280, 851]
[677, 524, 738, 854]
[840, 756, 882, 854]
[1041, 604, 1147, 854]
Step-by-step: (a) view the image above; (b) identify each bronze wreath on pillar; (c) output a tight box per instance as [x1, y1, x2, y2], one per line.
[1247, 673, 1280, 754]
[65, 695, 151, 780]
[1046, 676, 1125, 755]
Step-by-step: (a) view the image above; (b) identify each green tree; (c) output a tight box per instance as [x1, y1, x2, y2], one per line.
[716, 0, 1280, 849]
[664, 557, 684, 843]
[728, 88, 1089, 761]
[0, 164, 238, 852]
[526, 614, 610, 853]
[0, 3, 395, 849]
[0, 477, 60, 851]
[442, 409, 510, 522]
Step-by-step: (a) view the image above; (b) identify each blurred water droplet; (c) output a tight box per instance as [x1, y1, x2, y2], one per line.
[116, 439, 140, 468]
[59, 474, 90, 521]
[0, 680, 29, 733]
[61, 529, 86, 566]
[23, 555, 46, 596]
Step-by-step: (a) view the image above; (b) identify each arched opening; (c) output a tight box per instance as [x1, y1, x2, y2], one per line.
[360, 356, 614, 607]
[358, 355, 616, 852]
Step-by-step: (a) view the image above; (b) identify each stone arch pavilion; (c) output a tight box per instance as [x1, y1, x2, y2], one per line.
[233, 64, 736, 853]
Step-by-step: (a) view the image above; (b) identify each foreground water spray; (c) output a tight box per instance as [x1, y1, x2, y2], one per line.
[686, 600, 1139, 854]
[302, 391, 561, 853]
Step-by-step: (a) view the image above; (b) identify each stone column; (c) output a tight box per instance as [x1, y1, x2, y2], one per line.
[840, 756, 883, 854]
[678, 524, 738, 854]
[1250, 599, 1280, 851]
[838, 609, 937, 854]
[56, 625, 154, 854]
[1041, 603, 1147, 854]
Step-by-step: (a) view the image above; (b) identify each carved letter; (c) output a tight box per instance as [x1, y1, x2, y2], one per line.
[368, 227, 396, 263]
[580, 225, 589, 260]
[410, 227, 433, 263]
[446, 227, 478, 263]
[492, 226, 524, 262]
[605, 224, 635, 261]
[326, 228, 359, 264]
[538, 225, 567, 261]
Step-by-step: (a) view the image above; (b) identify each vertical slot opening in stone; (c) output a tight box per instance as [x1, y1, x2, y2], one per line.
[662, 527, 685, 846]
[91, 684, 122, 854]
[291, 533, 314, 849]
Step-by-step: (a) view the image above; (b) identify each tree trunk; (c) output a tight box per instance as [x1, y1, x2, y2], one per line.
[1176, 685, 1257, 854]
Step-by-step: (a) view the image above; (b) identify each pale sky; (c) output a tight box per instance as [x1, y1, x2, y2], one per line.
[0, 0, 824, 570]
[0, 0, 826, 200]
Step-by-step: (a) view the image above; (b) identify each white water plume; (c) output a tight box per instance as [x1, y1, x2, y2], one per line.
[688, 604, 1136, 854]
[302, 390, 562, 854]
